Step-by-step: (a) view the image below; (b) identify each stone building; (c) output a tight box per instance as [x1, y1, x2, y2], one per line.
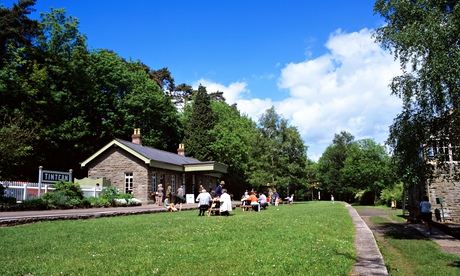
[80, 129, 227, 204]
[424, 139, 460, 222]
[405, 138, 460, 223]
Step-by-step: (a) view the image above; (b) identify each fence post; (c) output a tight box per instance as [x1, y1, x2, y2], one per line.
[38, 166, 43, 196]
[23, 183, 27, 201]
[93, 187, 97, 197]
[45, 184, 48, 194]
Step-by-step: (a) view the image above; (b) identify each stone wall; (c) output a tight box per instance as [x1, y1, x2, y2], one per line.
[428, 164, 460, 223]
[88, 148, 149, 203]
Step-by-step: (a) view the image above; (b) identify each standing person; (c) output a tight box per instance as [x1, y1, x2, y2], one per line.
[215, 180, 224, 197]
[175, 185, 185, 211]
[331, 195, 335, 204]
[219, 189, 232, 216]
[272, 190, 279, 206]
[419, 196, 432, 235]
[165, 185, 172, 203]
[196, 189, 212, 216]
[156, 184, 164, 206]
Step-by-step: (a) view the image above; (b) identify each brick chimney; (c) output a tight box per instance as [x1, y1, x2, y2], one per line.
[132, 128, 141, 145]
[177, 143, 185, 156]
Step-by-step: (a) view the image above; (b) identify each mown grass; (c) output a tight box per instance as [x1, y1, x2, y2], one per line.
[0, 202, 355, 275]
[365, 208, 460, 276]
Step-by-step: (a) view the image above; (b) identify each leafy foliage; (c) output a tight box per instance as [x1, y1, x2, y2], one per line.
[318, 132, 395, 203]
[183, 85, 216, 160]
[0, 5, 182, 179]
[374, 0, 460, 187]
[380, 182, 404, 206]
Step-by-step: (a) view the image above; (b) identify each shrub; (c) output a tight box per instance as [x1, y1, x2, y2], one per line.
[114, 198, 127, 206]
[380, 182, 403, 207]
[0, 196, 16, 204]
[100, 186, 119, 203]
[119, 193, 133, 200]
[87, 197, 111, 208]
[53, 181, 84, 199]
[43, 191, 70, 209]
[128, 198, 142, 206]
[21, 198, 47, 210]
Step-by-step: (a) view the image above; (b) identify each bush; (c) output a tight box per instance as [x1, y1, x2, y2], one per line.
[87, 197, 111, 208]
[128, 198, 142, 206]
[0, 196, 16, 204]
[53, 181, 84, 199]
[43, 191, 70, 209]
[380, 182, 403, 207]
[21, 198, 47, 210]
[100, 186, 119, 203]
[114, 198, 127, 206]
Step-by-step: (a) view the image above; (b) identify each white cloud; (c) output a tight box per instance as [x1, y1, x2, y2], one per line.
[277, 28, 401, 160]
[193, 79, 248, 105]
[194, 28, 401, 161]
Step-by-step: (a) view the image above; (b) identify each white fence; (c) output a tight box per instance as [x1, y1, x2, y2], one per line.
[1, 181, 102, 203]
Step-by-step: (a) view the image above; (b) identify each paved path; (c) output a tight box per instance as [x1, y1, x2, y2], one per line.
[355, 206, 460, 257]
[346, 204, 389, 276]
[0, 203, 199, 226]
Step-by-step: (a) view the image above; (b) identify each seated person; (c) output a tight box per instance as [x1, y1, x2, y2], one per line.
[247, 192, 260, 212]
[219, 189, 232, 216]
[258, 193, 269, 209]
[196, 189, 212, 216]
[164, 198, 177, 212]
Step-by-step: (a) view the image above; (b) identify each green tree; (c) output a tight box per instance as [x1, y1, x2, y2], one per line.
[209, 101, 258, 195]
[248, 107, 308, 196]
[183, 85, 216, 160]
[0, 0, 39, 62]
[374, 0, 460, 187]
[317, 131, 354, 201]
[341, 139, 394, 204]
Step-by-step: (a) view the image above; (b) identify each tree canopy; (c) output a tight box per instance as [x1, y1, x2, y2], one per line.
[375, 0, 460, 186]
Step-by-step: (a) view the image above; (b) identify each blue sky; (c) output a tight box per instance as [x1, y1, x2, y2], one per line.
[2, 0, 402, 160]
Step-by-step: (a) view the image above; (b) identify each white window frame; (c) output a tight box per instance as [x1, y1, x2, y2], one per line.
[152, 172, 157, 192]
[125, 172, 133, 194]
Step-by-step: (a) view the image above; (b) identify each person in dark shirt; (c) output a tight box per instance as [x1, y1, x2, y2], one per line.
[215, 180, 224, 197]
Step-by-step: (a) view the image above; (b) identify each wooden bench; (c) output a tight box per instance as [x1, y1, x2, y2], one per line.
[241, 205, 254, 211]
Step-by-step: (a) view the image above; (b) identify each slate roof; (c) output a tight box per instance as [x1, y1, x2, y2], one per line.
[115, 139, 205, 166]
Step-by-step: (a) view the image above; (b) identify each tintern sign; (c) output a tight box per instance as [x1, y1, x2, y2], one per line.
[37, 166, 73, 196]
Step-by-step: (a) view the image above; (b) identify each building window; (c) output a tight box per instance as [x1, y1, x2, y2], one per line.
[160, 174, 165, 185]
[171, 175, 176, 193]
[125, 172, 133, 194]
[152, 172, 157, 192]
[425, 138, 460, 162]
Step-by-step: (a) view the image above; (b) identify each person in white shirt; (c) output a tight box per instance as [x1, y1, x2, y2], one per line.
[219, 189, 232, 216]
[259, 193, 268, 209]
[196, 189, 212, 216]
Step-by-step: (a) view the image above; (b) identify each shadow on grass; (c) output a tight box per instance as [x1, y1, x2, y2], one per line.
[334, 250, 357, 263]
[448, 260, 460, 267]
[374, 222, 430, 240]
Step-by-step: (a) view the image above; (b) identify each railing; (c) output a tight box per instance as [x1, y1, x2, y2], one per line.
[1, 181, 102, 203]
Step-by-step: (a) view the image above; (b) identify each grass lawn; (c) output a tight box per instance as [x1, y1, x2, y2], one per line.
[0, 202, 355, 275]
[357, 206, 460, 276]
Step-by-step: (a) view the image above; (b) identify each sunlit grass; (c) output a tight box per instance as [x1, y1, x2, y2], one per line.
[1, 202, 355, 275]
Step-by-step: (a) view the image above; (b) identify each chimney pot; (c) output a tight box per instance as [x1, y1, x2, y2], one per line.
[177, 143, 185, 156]
[132, 128, 141, 145]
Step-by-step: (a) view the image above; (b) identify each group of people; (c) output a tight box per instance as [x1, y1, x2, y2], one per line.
[153, 184, 186, 212]
[196, 181, 232, 216]
[240, 189, 293, 212]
